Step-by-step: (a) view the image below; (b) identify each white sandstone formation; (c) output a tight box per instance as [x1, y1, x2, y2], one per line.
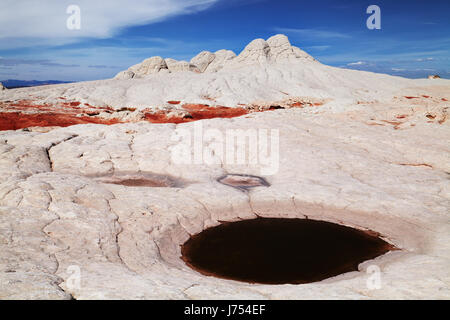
[2, 33, 448, 112]
[165, 58, 200, 73]
[0, 97, 449, 299]
[132, 56, 168, 75]
[267, 34, 316, 62]
[114, 56, 169, 79]
[113, 34, 316, 79]
[0, 82, 5, 90]
[229, 34, 315, 67]
[1, 34, 448, 114]
[231, 38, 271, 65]
[204, 49, 236, 72]
[0, 34, 449, 301]
[114, 70, 135, 80]
[190, 51, 216, 73]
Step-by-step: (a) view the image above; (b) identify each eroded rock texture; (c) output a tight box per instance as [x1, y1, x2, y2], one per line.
[0, 34, 449, 300]
[1, 97, 449, 299]
[113, 34, 315, 79]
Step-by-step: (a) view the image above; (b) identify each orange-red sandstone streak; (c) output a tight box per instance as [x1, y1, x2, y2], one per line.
[0, 112, 121, 131]
[0, 99, 322, 131]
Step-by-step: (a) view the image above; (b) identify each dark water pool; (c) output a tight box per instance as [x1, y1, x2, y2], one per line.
[181, 218, 395, 285]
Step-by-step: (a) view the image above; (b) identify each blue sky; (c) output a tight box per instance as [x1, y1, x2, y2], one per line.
[0, 0, 449, 81]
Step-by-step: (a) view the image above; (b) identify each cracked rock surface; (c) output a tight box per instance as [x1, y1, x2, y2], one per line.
[1, 87, 449, 299]
[0, 34, 449, 299]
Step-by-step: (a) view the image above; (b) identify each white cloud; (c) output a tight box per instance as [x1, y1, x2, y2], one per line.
[347, 61, 365, 66]
[305, 45, 331, 51]
[0, 0, 217, 41]
[415, 58, 434, 62]
[274, 27, 351, 39]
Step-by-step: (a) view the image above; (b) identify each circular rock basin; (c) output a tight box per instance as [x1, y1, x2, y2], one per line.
[181, 218, 396, 285]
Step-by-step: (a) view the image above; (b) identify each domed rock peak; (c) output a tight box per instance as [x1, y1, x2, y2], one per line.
[113, 34, 317, 78]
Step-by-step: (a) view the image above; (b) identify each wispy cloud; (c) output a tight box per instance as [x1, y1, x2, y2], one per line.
[305, 45, 331, 51]
[88, 65, 117, 69]
[0, 58, 79, 68]
[274, 27, 351, 39]
[341, 58, 447, 79]
[347, 61, 366, 66]
[330, 4, 353, 10]
[415, 57, 434, 62]
[0, 0, 219, 48]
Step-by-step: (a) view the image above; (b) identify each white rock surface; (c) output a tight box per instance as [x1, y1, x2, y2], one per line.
[3, 58, 446, 111]
[190, 51, 216, 73]
[232, 38, 271, 65]
[204, 49, 236, 73]
[165, 59, 200, 73]
[112, 34, 316, 79]
[292, 46, 316, 61]
[0, 97, 449, 299]
[5, 35, 448, 112]
[0, 82, 5, 90]
[0, 34, 449, 300]
[269, 34, 315, 62]
[114, 70, 135, 80]
[121, 56, 169, 79]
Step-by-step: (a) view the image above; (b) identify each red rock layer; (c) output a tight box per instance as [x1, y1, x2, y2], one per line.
[143, 111, 187, 124]
[183, 104, 248, 120]
[0, 112, 121, 131]
[0, 98, 323, 130]
[0, 99, 120, 131]
[144, 104, 249, 124]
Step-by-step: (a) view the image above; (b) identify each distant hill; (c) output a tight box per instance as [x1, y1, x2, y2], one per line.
[0, 79, 74, 89]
